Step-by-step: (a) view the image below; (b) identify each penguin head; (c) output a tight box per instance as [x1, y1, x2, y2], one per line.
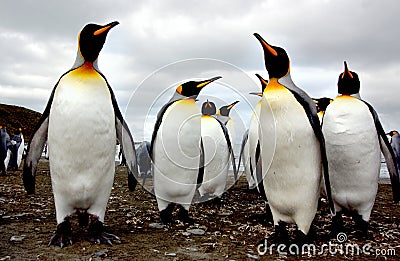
[255, 73, 268, 93]
[201, 100, 217, 115]
[254, 33, 290, 79]
[313, 97, 333, 113]
[218, 101, 240, 117]
[78, 21, 119, 62]
[338, 61, 360, 95]
[175, 76, 221, 98]
[387, 130, 399, 137]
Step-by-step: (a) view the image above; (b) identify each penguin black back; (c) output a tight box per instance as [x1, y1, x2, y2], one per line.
[79, 21, 119, 62]
[254, 33, 289, 79]
[338, 61, 360, 95]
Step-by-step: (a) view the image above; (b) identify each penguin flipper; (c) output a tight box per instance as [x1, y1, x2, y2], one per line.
[23, 116, 49, 194]
[237, 130, 249, 179]
[364, 101, 400, 202]
[279, 74, 335, 214]
[115, 116, 138, 191]
[255, 141, 267, 201]
[22, 81, 61, 194]
[197, 138, 205, 188]
[215, 118, 237, 181]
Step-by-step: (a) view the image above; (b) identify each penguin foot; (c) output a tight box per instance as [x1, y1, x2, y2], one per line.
[160, 204, 175, 225]
[78, 211, 89, 227]
[48, 219, 73, 248]
[330, 212, 344, 238]
[177, 206, 194, 225]
[87, 218, 119, 246]
[353, 214, 369, 239]
[273, 221, 289, 245]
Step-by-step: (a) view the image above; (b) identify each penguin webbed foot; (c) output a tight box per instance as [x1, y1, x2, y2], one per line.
[48, 219, 73, 248]
[330, 212, 345, 238]
[160, 204, 175, 225]
[177, 206, 194, 225]
[87, 217, 120, 246]
[272, 221, 289, 245]
[352, 214, 369, 239]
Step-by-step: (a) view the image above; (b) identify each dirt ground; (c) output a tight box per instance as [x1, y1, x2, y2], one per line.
[1, 160, 399, 260]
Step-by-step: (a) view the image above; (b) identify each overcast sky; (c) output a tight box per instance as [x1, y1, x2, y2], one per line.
[1, 0, 399, 143]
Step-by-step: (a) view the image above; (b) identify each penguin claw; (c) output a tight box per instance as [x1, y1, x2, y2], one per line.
[87, 218, 120, 245]
[48, 232, 73, 248]
[88, 232, 120, 246]
[48, 219, 73, 247]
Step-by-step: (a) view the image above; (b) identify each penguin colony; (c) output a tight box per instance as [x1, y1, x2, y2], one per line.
[13, 22, 398, 248]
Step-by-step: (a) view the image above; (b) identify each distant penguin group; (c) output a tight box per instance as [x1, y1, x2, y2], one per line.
[15, 21, 400, 250]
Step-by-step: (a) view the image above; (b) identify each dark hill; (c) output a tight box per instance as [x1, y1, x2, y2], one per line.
[0, 103, 42, 141]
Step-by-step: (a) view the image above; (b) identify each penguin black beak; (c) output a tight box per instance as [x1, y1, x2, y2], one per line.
[196, 76, 222, 88]
[342, 61, 354, 79]
[249, 92, 263, 97]
[94, 21, 119, 36]
[254, 33, 278, 57]
[255, 73, 269, 92]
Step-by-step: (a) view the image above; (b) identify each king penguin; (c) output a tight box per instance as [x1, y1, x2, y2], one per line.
[238, 74, 267, 191]
[322, 62, 400, 237]
[253, 33, 334, 243]
[216, 101, 239, 180]
[198, 100, 236, 203]
[151, 76, 221, 224]
[387, 130, 400, 172]
[0, 126, 11, 176]
[22, 21, 139, 247]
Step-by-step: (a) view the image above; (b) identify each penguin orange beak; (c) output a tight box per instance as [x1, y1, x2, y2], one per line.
[342, 61, 354, 79]
[254, 33, 278, 57]
[94, 21, 119, 36]
[196, 76, 222, 88]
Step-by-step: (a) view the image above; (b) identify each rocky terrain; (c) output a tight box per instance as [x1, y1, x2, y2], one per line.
[0, 160, 399, 260]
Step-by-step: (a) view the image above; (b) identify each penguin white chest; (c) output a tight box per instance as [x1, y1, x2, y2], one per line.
[322, 96, 380, 214]
[48, 69, 116, 211]
[199, 116, 230, 197]
[259, 85, 321, 229]
[153, 99, 201, 207]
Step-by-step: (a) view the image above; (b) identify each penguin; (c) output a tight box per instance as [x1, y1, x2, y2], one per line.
[22, 21, 139, 247]
[216, 101, 239, 180]
[322, 62, 400, 237]
[136, 141, 152, 185]
[8, 128, 24, 170]
[313, 97, 333, 124]
[198, 100, 235, 203]
[237, 74, 268, 191]
[0, 126, 11, 176]
[253, 33, 334, 243]
[150, 76, 221, 224]
[387, 130, 400, 172]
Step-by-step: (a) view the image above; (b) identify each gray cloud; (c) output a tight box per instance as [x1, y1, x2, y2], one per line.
[1, 0, 399, 142]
